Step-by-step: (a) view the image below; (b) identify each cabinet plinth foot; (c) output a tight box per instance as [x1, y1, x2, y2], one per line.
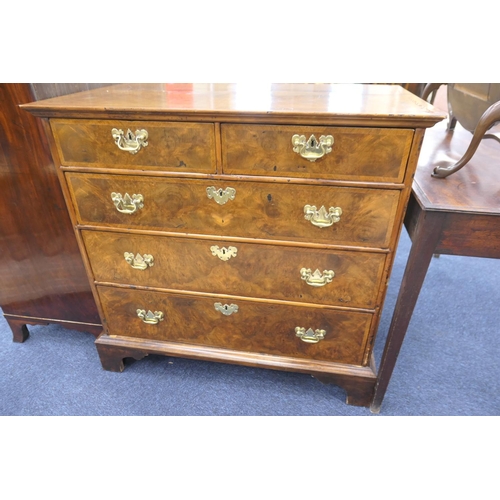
[313, 373, 376, 408]
[5, 317, 31, 343]
[95, 341, 148, 372]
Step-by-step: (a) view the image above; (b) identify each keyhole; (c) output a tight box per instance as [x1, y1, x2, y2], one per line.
[219, 189, 223, 195]
[224, 305, 228, 310]
[222, 249, 226, 254]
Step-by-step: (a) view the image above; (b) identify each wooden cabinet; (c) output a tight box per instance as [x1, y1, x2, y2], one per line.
[23, 83, 444, 406]
[0, 84, 103, 341]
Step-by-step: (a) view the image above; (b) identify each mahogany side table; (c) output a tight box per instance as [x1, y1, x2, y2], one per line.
[371, 118, 500, 412]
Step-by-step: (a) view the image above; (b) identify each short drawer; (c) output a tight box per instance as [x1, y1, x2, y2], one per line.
[67, 173, 401, 248]
[97, 285, 373, 365]
[82, 231, 387, 308]
[221, 124, 413, 182]
[51, 119, 216, 172]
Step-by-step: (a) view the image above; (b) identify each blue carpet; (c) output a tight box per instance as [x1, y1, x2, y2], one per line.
[1, 229, 499, 416]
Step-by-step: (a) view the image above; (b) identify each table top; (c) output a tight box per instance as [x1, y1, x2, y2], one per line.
[22, 83, 445, 127]
[414, 120, 500, 215]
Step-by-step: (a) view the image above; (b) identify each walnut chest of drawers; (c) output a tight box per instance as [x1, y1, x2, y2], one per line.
[23, 83, 444, 407]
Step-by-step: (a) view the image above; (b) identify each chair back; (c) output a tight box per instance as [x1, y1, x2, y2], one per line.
[447, 83, 500, 132]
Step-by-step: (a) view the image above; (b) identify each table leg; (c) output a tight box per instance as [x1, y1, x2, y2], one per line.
[371, 208, 445, 412]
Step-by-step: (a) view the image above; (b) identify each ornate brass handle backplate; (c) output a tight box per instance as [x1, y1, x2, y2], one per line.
[295, 327, 326, 343]
[111, 192, 144, 214]
[300, 268, 335, 287]
[137, 309, 164, 324]
[292, 134, 334, 162]
[111, 128, 149, 154]
[210, 245, 237, 261]
[124, 252, 154, 270]
[214, 303, 239, 316]
[304, 205, 342, 228]
[206, 186, 236, 205]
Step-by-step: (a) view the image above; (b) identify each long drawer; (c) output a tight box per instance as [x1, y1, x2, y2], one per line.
[97, 285, 373, 365]
[51, 119, 216, 172]
[82, 230, 386, 308]
[67, 173, 401, 248]
[221, 124, 413, 182]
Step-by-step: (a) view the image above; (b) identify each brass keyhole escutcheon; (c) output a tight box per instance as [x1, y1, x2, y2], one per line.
[214, 303, 239, 316]
[210, 245, 237, 261]
[206, 186, 236, 205]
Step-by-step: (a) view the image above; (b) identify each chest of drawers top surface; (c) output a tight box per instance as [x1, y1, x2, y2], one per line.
[22, 83, 444, 126]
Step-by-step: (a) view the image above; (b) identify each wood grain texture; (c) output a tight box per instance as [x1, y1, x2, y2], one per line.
[81, 230, 387, 308]
[97, 285, 373, 365]
[21, 83, 446, 128]
[222, 124, 413, 182]
[435, 214, 500, 257]
[4, 314, 102, 342]
[410, 120, 500, 258]
[30, 83, 114, 101]
[413, 120, 500, 214]
[360, 128, 426, 365]
[407, 191, 500, 259]
[20, 83, 441, 408]
[94, 332, 377, 405]
[66, 173, 401, 248]
[372, 110, 500, 411]
[51, 119, 216, 172]
[0, 83, 100, 327]
[95, 331, 377, 376]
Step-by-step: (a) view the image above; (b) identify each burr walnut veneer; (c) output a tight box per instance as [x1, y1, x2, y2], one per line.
[23, 84, 444, 406]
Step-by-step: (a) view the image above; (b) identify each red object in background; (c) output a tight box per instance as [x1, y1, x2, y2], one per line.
[164, 83, 194, 108]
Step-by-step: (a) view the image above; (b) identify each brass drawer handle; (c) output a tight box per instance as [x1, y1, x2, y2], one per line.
[292, 134, 334, 162]
[111, 192, 144, 214]
[214, 303, 239, 316]
[304, 204, 342, 228]
[111, 128, 149, 154]
[295, 327, 326, 343]
[206, 186, 236, 205]
[300, 268, 335, 287]
[210, 245, 237, 261]
[124, 252, 154, 270]
[137, 309, 164, 324]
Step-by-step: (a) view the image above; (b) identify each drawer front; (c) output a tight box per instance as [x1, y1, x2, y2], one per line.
[68, 173, 400, 248]
[97, 286, 372, 365]
[51, 119, 216, 172]
[82, 231, 386, 308]
[221, 124, 413, 182]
